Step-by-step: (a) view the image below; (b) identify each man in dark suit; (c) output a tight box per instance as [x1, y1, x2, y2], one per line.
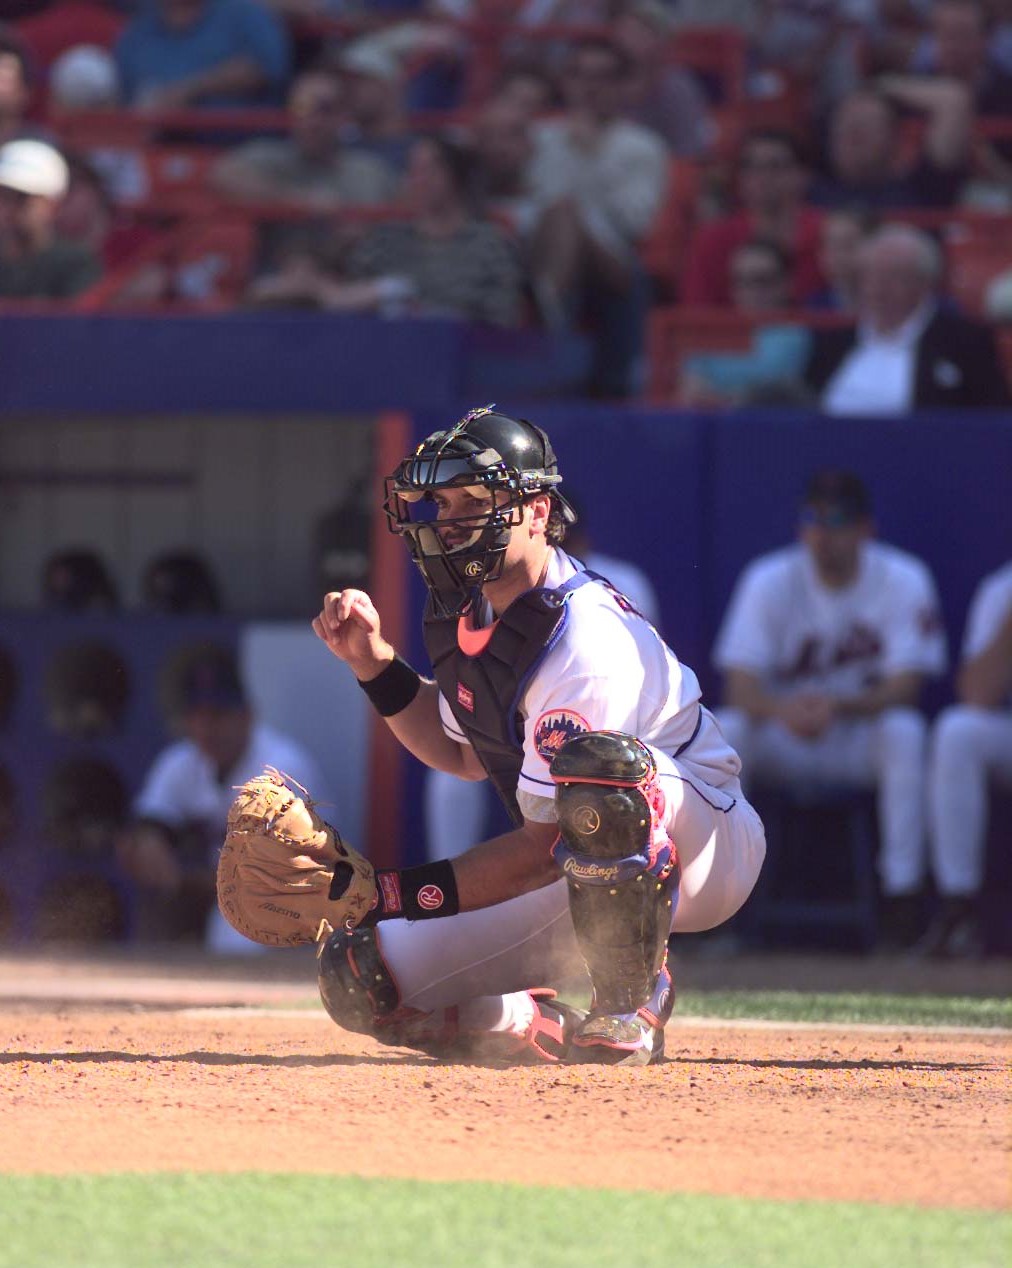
[805, 224, 1010, 414]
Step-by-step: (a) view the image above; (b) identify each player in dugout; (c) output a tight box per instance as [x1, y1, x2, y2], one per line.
[217, 406, 765, 1065]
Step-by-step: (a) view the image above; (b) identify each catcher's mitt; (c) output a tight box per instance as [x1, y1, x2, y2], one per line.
[216, 767, 375, 947]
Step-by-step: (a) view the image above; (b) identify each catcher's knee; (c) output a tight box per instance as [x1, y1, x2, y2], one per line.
[317, 925, 401, 1036]
[549, 731, 677, 1016]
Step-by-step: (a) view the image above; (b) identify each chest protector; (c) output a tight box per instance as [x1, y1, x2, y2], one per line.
[423, 572, 594, 824]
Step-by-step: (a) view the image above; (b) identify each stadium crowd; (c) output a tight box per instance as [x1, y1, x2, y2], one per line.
[0, 0, 1010, 398]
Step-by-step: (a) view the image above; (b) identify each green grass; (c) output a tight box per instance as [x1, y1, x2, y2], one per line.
[676, 990, 1012, 1029]
[0, 1175, 1007, 1268]
[269, 990, 1012, 1029]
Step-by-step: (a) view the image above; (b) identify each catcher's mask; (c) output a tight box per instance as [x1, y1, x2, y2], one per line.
[384, 404, 577, 618]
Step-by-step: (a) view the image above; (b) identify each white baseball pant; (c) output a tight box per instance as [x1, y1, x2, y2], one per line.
[927, 705, 1012, 895]
[715, 706, 928, 896]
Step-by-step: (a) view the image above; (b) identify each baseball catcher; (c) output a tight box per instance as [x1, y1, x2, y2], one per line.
[218, 405, 765, 1065]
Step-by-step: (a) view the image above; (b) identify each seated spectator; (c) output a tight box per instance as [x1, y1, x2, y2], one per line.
[0, 139, 102, 298]
[115, 0, 291, 110]
[680, 129, 824, 307]
[806, 206, 875, 311]
[211, 68, 398, 210]
[247, 134, 524, 325]
[55, 155, 158, 270]
[48, 42, 120, 110]
[810, 79, 973, 209]
[45, 45, 152, 206]
[0, 30, 50, 145]
[713, 469, 948, 950]
[494, 63, 559, 117]
[614, 1, 712, 157]
[909, 0, 1012, 114]
[118, 646, 329, 948]
[806, 223, 1011, 413]
[679, 239, 812, 406]
[42, 547, 119, 610]
[922, 559, 1012, 957]
[335, 41, 413, 174]
[470, 95, 537, 234]
[526, 36, 669, 394]
[141, 550, 222, 613]
[749, 0, 872, 109]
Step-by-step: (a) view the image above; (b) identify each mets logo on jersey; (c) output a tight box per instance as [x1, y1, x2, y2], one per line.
[534, 709, 590, 764]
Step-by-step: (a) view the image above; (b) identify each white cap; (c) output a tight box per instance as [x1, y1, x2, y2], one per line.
[336, 42, 400, 84]
[0, 139, 69, 198]
[50, 44, 120, 110]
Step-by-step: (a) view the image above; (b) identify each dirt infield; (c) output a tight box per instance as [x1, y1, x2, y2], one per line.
[1, 951, 1008, 1211]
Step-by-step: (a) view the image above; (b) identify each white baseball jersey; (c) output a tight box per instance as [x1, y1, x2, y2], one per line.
[713, 541, 947, 695]
[438, 548, 740, 821]
[961, 560, 1012, 706]
[134, 721, 329, 840]
[962, 561, 1012, 662]
[579, 550, 662, 630]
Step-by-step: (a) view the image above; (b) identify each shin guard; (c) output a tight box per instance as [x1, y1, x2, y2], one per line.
[549, 731, 678, 1023]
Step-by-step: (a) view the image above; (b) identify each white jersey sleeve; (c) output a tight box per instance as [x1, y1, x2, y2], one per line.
[962, 562, 1012, 661]
[880, 558, 947, 677]
[516, 604, 700, 806]
[712, 555, 783, 675]
[133, 743, 201, 827]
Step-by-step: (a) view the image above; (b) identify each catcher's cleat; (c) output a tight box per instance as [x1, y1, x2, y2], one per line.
[519, 990, 588, 1063]
[567, 960, 673, 1068]
[568, 1013, 665, 1067]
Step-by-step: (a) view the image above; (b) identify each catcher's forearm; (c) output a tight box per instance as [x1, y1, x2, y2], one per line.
[359, 658, 482, 779]
[365, 822, 561, 923]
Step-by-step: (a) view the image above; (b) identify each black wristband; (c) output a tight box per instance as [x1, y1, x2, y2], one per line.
[357, 655, 422, 717]
[365, 860, 460, 923]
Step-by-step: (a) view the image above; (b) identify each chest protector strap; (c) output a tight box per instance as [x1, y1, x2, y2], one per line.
[423, 571, 595, 824]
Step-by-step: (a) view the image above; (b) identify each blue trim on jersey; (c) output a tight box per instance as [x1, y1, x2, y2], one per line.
[673, 705, 702, 757]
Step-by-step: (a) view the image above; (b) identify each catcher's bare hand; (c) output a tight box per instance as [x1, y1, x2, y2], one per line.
[312, 589, 395, 680]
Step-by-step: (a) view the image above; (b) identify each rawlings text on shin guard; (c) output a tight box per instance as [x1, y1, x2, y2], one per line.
[549, 731, 678, 1019]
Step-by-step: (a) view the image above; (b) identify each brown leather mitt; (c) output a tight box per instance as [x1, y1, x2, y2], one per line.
[216, 767, 376, 947]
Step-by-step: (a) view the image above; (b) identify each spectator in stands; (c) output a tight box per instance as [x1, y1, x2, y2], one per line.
[335, 41, 413, 174]
[614, 1, 712, 157]
[0, 139, 102, 298]
[55, 154, 158, 271]
[48, 41, 120, 109]
[749, 0, 872, 109]
[678, 239, 812, 406]
[809, 79, 973, 208]
[909, 0, 1012, 113]
[713, 469, 948, 950]
[806, 206, 875, 311]
[471, 95, 537, 234]
[119, 646, 328, 948]
[0, 31, 47, 145]
[805, 223, 1011, 412]
[42, 547, 119, 610]
[247, 135, 524, 325]
[680, 129, 825, 308]
[495, 63, 559, 117]
[525, 36, 668, 394]
[141, 550, 222, 613]
[920, 558, 1012, 957]
[115, 0, 291, 110]
[211, 68, 398, 210]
